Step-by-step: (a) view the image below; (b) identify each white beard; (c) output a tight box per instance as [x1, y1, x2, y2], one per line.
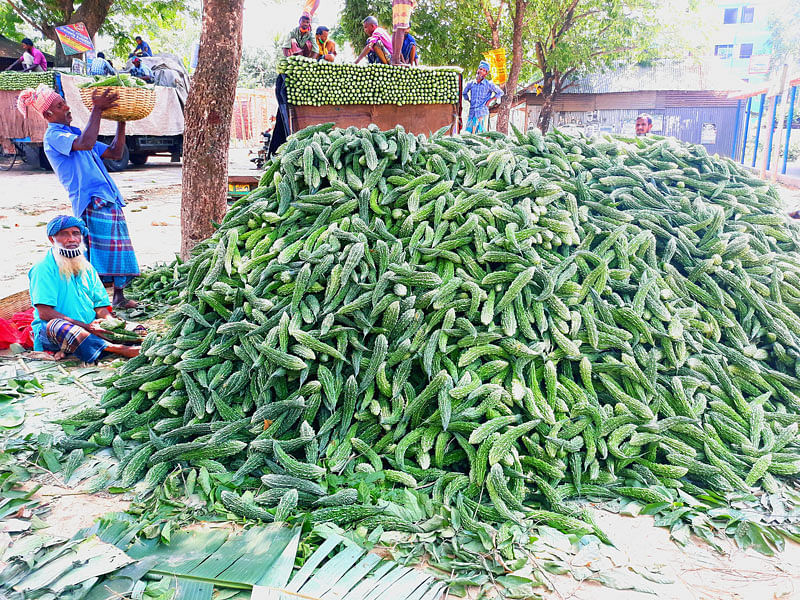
[53, 245, 91, 279]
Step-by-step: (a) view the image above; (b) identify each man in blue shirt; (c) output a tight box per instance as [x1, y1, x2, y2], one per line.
[18, 84, 141, 308]
[29, 216, 140, 361]
[89, 52, 116, 76]
[462, 61, 503, 134]
[401, 32, 418, 65]
[129, 57, 154, 83]
[130, 36, 153, 57]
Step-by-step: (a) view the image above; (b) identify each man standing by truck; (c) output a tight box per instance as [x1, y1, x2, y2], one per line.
[16, 85, 140, 308]
[462, 61, 503, 134]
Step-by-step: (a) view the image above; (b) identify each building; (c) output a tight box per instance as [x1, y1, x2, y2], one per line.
[710, 1, 772, 83]
[517, 61, 741, 157]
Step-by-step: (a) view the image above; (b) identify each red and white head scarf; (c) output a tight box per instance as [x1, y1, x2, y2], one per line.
[17, 84, 62, 117]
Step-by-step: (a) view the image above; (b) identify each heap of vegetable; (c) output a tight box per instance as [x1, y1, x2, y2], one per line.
[78, 73, 150, 88]
[278, 56, 461, 106]
[0, 71, 54, 91]
[77, 125, 800, 540]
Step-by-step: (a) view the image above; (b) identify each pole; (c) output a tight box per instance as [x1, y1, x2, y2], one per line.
[771, 64, 789, 179]
[783, 85, 797, 175]
[731, 99, 741, 160]
[741, 96, 752, 165]
[765, 95, 777, 172]
[751, 93, 765, 168]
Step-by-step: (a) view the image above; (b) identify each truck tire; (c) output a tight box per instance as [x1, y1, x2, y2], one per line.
[130, 153, 148, 166]
[104, 145, 129, 172]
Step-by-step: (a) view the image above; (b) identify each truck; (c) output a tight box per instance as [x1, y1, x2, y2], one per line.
[0, 64, 185, 172]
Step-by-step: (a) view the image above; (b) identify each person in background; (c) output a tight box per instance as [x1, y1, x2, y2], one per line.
[314, 26, 337, 62]
[28, 216, 141, 361]
[89, 52, 116, 76]
[4, 38, 47, 72]
[462, 61, 503, 134]
[391, 0, 415, 65]
[129, 57, 154, 83]
[283, 15, 315, 58]
[130, 36, 153, 58]
[17, 85, 140, 308]
[355, 16, 392, 65]
[635, 113, 653, 136]
[401, 31, 418, 65]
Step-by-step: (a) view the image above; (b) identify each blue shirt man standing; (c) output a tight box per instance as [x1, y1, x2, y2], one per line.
[462, 61, 503, 134]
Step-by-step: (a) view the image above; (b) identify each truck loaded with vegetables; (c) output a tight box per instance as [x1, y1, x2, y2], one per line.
[61, 123, 800, 553]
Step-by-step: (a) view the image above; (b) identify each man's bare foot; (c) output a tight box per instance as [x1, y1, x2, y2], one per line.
[106, 344, 140, 358]
[113, 287, 138, 309]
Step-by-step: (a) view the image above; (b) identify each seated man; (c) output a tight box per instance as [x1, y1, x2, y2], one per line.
[314, 26, 337, 62]
[29, 216, 140, 362]
[401, 31, 418, 65]
[355, 16, 392, 64]
[129, 57, 154, 83]
[90, 52, 116, 76]
[282, 15, 315, 58]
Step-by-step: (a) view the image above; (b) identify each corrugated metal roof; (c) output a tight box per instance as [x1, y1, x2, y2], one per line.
[525, 60, 743, 95]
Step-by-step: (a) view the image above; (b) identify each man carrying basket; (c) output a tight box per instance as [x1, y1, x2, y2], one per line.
[17, 85, 140, 308]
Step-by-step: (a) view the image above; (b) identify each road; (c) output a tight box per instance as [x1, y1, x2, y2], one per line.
[0, 149, 259, 295]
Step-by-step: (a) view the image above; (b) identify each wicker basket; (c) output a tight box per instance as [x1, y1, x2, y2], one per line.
[0, 289, 31, 322]
[79, 86, 156, 122]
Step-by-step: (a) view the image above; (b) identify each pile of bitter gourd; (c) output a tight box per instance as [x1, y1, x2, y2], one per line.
[73, 124, 800, 538]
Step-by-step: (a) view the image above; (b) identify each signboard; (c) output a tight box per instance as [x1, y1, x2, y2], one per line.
[701, 123, 717, 145]
[749, 55, 770, 75]
[55, 23, 94, 56]
[483, 48, 507, 86]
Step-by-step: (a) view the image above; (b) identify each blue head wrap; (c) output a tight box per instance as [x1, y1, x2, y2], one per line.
[47, 215, 88, 238]
[478, 60, 491, 73]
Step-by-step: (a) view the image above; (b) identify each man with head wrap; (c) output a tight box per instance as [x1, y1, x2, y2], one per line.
[28, 216, 141, 361]
[462, 60, 503, 134]
[17, 84, 140, 308]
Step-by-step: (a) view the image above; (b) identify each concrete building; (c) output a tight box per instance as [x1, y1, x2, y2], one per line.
[710, 1, 772, 83]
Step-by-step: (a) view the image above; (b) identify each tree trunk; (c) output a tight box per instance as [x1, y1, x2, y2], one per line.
[495, 0, 526, 134]
[180, 0, 244, 259]
[537, 92, 556, 132]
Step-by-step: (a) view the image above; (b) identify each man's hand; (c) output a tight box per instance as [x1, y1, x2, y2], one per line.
[91, 88, 119, 111]
[87, 319, 112, 340]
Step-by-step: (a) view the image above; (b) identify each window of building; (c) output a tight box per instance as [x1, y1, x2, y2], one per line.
[723, 7, 738, 24]
[740, 43, 753, 58]
[715, 44, 734, 58]
[741, 6, 754, 23]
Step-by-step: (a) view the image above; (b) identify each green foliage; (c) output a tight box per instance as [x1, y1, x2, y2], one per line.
[768, 0, 800, 67]
[238, 41, 282, 89]
[340, 0, 489, 71]
[0, 3, 24, 40]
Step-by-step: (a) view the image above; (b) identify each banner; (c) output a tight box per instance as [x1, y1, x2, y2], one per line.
[55, 23, 94, 56]
[483, 48, 507, 86]
[748, 55, 770, 75]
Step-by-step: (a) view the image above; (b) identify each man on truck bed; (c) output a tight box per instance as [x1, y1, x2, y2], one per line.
[391, 0, 415, 65]
[4, 38, 47, 72]
[283, 15, 315, 58]
[130, 58, 154, 83]
[130, 36, 153, 58]
[355, 16, 392, 65]
[17, 85, 141, 308]
[314, 26, 337, 62]
[90, 52, 117, 76]
[28, 216, 141, 361]
[462, 61, 503, 134]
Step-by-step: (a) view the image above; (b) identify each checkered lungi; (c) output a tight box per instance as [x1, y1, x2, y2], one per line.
[392, 0, 416, 31]
[82, 197, 140, 288]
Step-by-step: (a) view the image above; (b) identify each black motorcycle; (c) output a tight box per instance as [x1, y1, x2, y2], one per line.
[250, 129, 272, 170]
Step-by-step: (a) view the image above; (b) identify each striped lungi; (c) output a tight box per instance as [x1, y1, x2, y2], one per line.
[41, 319, 107, 363]
[82, 197, 140, 288]
[392, 0, 416, 31]
[465, 114, 489, 134]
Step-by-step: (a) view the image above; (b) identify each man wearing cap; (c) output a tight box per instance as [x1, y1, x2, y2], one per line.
[283, 15, 315, 58]
[28, 216, 141, 361]
[4, 38, 47, 73]
[129, 57, 154, 83]
[462, 61, 503, 134]
[314, 26, 337, 62]
[355, 16, 392, 65]
[17, 85, 140, 308]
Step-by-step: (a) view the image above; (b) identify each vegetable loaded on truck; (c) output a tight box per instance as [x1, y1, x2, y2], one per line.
[270, 57, 462, 153]
[0, 70, 184, 171]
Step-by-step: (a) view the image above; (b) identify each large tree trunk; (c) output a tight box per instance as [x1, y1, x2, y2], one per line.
[495, 0, 526, 134]
[180, 0, 244, 259]
[537, 92, 557, 132]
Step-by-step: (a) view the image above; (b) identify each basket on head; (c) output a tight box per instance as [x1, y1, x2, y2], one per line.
[79, 86, 156, 122]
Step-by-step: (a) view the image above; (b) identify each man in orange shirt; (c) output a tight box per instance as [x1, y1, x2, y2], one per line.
[314, 26, 337, 62]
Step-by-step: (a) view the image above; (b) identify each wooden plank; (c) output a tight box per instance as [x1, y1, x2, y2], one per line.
[291, 103, 457, 136]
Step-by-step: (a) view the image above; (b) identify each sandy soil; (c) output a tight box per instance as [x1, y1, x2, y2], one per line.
[0, 148, 261, 295]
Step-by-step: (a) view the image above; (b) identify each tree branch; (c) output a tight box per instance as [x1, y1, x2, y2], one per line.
[7, 0, 50, 35]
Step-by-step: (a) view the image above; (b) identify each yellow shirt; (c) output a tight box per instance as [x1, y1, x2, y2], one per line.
[316, 38, 336, 57]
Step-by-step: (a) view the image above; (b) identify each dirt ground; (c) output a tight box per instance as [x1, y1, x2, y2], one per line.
[0, 148, 260, 295]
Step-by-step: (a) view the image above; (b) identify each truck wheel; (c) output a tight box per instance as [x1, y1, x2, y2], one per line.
[130, 153, 148, 166]
[104, 145, 130, 172]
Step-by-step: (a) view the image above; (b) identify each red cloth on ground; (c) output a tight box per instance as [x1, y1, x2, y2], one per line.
[0, 308, 34, 349]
